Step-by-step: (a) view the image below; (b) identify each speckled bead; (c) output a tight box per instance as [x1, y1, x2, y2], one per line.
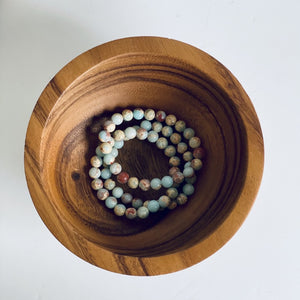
[183, 151, 193, 162]
[161, 126, 173, 137]
[114, 140, 124, 149]
[100, 142, 112, 154]
[150, 178, 162, 190]
[166, 187, 179, 199]
[189, 136, 201, 148]
[124, 127, 137, 140]
[98, 130, 111, 142]
[121, 193, 133, 204]
[148, 200, 160, 213]
[158, 195, 171, 208]
[113, 130, 125, 141]
[90, 156, 102, 168]
[183, 128, 195, 140]
[125, 207, 137, 219]
[152, 122, 163, 133]
[117, 172, 129, 184]
[176, 193, 188, 205]
[175, 120, 186, 132]
[95, 146, 105, 157]
[104, 178, 116, 190]
[144, 108, 155, 121]
[161, 176, 173, 188]
[169, 156, 181, 167]
[139, 179, 151, 191]
[170, 133, 182, 145]
[185, 175, 197, 184]
[164, 145, 176, 157]
[156, 137, 168, 149]
[114, 204, 126, 216]
[91, 178, 103, 190]
[184, 161, 191, 168]
[156, 110, 166, 122]
[97, 188, 109, 200]
[137, 206, 149, 219]
[165, 114, 177, 126]
[111, 148, 119, 157]
[182, 183, 195, 196]
[112, 186, 124, 198]
[111, 113, 123, 125]
[168, 201, 177, 210]
[103, 120, 116, 133]
[136, 128, 148, 140]
[132, 198, 143, 209]
[191, 158, 203, 170]
[128, 177, 139, 189]
[143, 200, 149, 207]
[122, 109, 133, 121]
[103, 153, 115, 165]
[133, 108, 144, 120]
[147, 130, 159, 143]
[140, 120, 152, 131]
[105, 196, 118, 209]
[193, 147, 206, 159]
[168, 167, 180, 176]
[177, 142, 188, 154]
[100, 168, 111, 179]
[172, 171, 185, 184]
[109, 162, 122, 175]
[89, 167, 101, 179]
[183, 166, 195, 178]
[107, 137, 115, 148]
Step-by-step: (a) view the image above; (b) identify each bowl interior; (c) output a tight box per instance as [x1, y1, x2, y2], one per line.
[39, 53, 247, 257]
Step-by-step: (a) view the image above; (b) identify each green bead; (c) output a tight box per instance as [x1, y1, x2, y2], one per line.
[148, 200, 160, 213]
[182, 184, 195, 196]
[150, 178, 162, 190]
[137, 206, 149, 219]
[132, 198, 143, 209]
[183, 128, 195, 139]
[183, 167, 195, 178]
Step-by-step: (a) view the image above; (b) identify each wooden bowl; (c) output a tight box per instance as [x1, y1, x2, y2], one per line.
[24, 37, 264, 275]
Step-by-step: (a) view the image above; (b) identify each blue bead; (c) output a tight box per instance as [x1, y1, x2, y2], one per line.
[114, 140, 124, 149]
[147, 130, 159, 143]
[124, 127, 137, 139]
[133, 108, 144, 120]
[148, 200, 160, 213]
[140, 120, 152, 131]
[111, 148, 118, 157]
[183, 167, 195, 178]
[101, 168, 111, 179]
[182, 184, 195, 196]
[103, 153, 115, 165]
[111, 113, 123, 125]
[98, 130, 111, 142]
[137, 206, 149, 219]
[95, 146, 105, 157]
[161, 176, 173, 188]
[150, 178, 162, 190]
[112, 187, 124, 198]
[105, 197, 117, 209]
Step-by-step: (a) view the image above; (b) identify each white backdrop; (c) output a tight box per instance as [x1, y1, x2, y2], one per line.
[1, 0, 300, 299]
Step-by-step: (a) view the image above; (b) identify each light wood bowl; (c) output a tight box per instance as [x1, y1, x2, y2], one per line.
[24, 37, 264, 275]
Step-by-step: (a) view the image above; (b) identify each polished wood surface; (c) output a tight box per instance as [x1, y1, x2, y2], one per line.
[24, 37, 264, 275]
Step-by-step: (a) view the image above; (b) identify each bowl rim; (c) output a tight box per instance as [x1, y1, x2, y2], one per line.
[24, 36, 264, 276]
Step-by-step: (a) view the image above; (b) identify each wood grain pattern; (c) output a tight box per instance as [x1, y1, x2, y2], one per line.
[24, 37, 264, 275]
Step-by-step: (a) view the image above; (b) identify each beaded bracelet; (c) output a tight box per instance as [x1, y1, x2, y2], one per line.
[88, 108, 205, 220]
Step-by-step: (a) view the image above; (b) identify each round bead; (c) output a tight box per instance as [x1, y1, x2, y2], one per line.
[114, 204, 126, 216]
[169, 156, 180, 167]
[140, 120, 152, 131]
[124, 127, 137, 140]
[111, 148, 119, 157]
[183, 128, 195, 140]
[185, 175, 197, 184]
[158, 195, 171, 208]
[111, 113, 123, 125]
[109, 162, 122, 175]
[103, 154, 115, 165]
[144, 108, 155, 121]
[161, 126, 173, 137]
[133, 108, 144, 120]
[103, 120, 116, 133]
[152, 122, 163, 133]
[121, 193, 133, 204]
[161, 176, 173, 188]
[91, 178, 103, 190]
[189, 136, 201, 148]
[172, 171, 185, 184]
[170, 133, 182, 144]
[150, 178, 162, 190]
[113, 130, 125, 141]
[139, 179, 150, 191]
[156, 111, 166, 122]
[105, 196, 117, 209]
[148, 200, 160, 213]
[177, 142, 188, 154]
[112, 187, 124, 198]
[183, 166, 195, 178]
[184, 161, 191, 168]
[176, 193, 188, 205]
[125, 207, 137, 219]
[104, 178, 116, 190]
[169, 167, 180, 176]
[165, 114, 177, 126]
[182, 184, 195, 196]
[164, 145, 176, 157]
[117, 172, 129, 184]
[168, 201, 177, 210]
[166, 187, 178, 199]
[97, 188, 109, 200]
[100, 142, 112, 154]
[137, 206, 149, 219]
[98, 130, 111, 142]
[89, 167, 101, 179]
[191, 158, 203, 170]
[132, 198, 143, 209]
[136, 128, 148, 140]
[100, 168, 111, 179]
[122, 109, 133, 121]
[193, 147, 206, 159]
[90, 155, 102, 168]
[143, 200, 149, 208]
[114, 140, 124, 149]
[147, 130, 159, 143]
[107, 137, 115, 147]
[175, 120, 186, 132]
[183, 151, 193, 162]
[95, 146, 105, 157]
[156, 137, 168, 149]
[128, 177, 139, 189]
